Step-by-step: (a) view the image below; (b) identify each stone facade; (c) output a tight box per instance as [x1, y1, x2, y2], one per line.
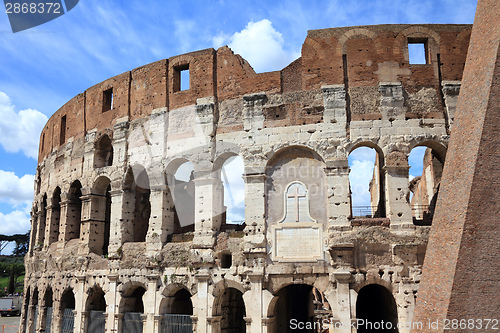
[22, 24, 471, 333]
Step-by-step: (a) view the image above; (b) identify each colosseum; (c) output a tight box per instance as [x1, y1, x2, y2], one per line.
[22, 23, 472, 333]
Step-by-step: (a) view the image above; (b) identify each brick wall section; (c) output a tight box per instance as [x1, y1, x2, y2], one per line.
[412, 1, 500, 331]
[38, 24, 471, 163]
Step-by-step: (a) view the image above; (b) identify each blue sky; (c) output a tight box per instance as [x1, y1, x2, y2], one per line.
[0, 0, 477, 254]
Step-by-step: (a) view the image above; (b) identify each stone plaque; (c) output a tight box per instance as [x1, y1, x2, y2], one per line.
[271, 223, 323, 262]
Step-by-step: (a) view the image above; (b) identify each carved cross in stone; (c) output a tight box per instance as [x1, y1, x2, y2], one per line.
[287, 185, 306, 222]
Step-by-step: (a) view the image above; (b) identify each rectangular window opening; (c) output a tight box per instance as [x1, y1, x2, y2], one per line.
[408, 39, 428, 65]
[103, 88, 113, 112]
[174, 64, 190, 92]
[60, 116, 66, 145]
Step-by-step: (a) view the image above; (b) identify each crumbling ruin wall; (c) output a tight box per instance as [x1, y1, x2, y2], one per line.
[24, 24, 471, 333]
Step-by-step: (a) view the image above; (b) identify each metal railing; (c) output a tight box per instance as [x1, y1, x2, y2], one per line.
[351, 206, 380, 218]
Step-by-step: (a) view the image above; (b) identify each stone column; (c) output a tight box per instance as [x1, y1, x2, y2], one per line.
[242, 173, 267, 265]
[441, 81, 461, 131]
[262, 317, 275, 333]
[379, 82, 407, 121]
[34, 210, 46, 250]
[107, 275, 119, 333]
[193, 271, 210, 333]
[112, 118, 130, 166]
[51, 300, 62, 333]
[44, 204, 60, 248]
[191, 316, 198, 333]
[192, 174, 223, 260]
[243, 93, 266, 131]
[144, 275, 159, 333]
[153, 315, 163, 333]
[81, 311, 89, 333]
[79, 190, 107, 255]
[113, 313, 124, 333]
[108, 189, 135, 258]
[325, 159, 351, 230]
[29, 213, 38, 254]
[73, 275, 86, 333]
[243, 273, 264, 333]
[384, 163, 413, 231]
[322, 84, 347, 128]
[146, 186, 173, 253]
[334, 271, 352, 333]
[206, 316, 221, 333]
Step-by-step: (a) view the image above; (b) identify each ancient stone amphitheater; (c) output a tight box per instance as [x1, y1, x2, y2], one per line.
[22, 24, 471, 333]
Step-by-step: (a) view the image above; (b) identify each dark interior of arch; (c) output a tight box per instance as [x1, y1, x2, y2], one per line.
[122, 287, 146, 313]
[165, 289, 193, 315]
[274, 284, 314, 333]
[44, 288, 53, 308]
[61, 290, 76, 310]
[67, 181, 83, 241]
[103, 184, 111, 255]
[356, 284, 398, 333]
[219, 288, 246, 333]
[132, 170, 151, 242]
[94, 135, 113, 168]
[87, 287, 106, 312]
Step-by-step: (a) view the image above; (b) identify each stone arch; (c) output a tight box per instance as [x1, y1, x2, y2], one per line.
[267, 283, 330, 333]
[407, 140, 446, 225]
[302, 37, 326, 60]
[38, 193, 47, 247]
[395, 26, 441, 64]
[213, 152, 246, 226]
[41, 286, 54, 333]
[212, 284, 246, 333]
[86, 284, 107, 311]
[66, 180, 83, 241]
[165, 158, 195, 234]
[119, 283, 147, 314]
[337, 28, 378, 54]
[159, 286, 193, 315]
[90, 176, 112, 255]
[124, 165, 151, 243]
[48, 186, 61, 246]
[266, 145, 328, 227]
[94, 134, 113, 168]
[355, 283, 398, 333]
[348, 141, 386, 218]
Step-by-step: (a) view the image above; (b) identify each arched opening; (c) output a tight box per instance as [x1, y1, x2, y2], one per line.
[121, 286, 146, 333]
[60, 289, 76, 333]
[49, 187, 61, 245]
[38, 194, 47, 248]
[66, 181, 83, 241]
[43, 287, 53, 333]
[220, 156, 245, 229]
[91, 177, 112, 256]
[125, 167, 151, 243]
[160, 288, 193, 333]
[171, 161, 195, 235]
[408, 145, 444, 225]
[31, 288, 39, 333]
[86, 286, 106, 333]
[356, 284, 398, 332]
[22, 287, 30, 332]
[266, 147, 327, 225]
[348, 145, 386, 218]
[271, 284, 316, 333]
[94, 135, 113, 168]
[213, 288, 246, 333]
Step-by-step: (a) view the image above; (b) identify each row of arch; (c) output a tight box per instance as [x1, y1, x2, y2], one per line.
[31, 139, 446, 255]
[23, 280, 399, 333]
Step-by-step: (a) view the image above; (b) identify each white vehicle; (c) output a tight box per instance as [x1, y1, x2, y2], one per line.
[0, 296, 22, 316]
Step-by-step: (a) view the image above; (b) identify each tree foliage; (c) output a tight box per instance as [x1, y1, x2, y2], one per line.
[0, 232, 29, 256]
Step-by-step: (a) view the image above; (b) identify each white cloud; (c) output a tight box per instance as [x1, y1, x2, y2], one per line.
[0, 207, 31, 236]
[212, 19, 300, 73]
[0, 91, 48, 159]
[0, 170, 34, 207]
[349, 147, 377, 207]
